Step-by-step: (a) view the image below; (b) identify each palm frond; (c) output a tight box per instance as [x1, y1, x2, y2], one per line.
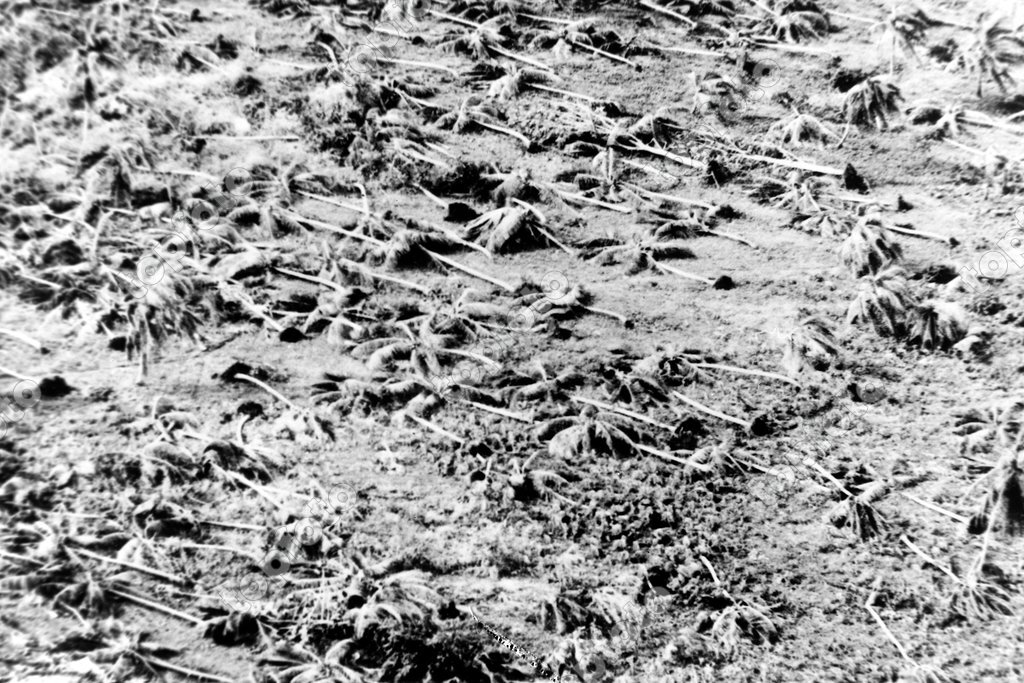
[788, 208, 855, 238]
[846, 266, 914, 337]
[486, 65, 561, 101]
[841, 77, 902, 136]
[838, 217, 902, 276]
[909, 300, 968, 351]
[767, 111, 839, 146]
[963, 14, 1024, 96]
[781, 314, 839, 376]
[754, 2, 829, 43]
[462, 206, 550, 254]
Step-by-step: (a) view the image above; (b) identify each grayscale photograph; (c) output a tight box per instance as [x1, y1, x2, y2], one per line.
[1, 0, 1023, 680]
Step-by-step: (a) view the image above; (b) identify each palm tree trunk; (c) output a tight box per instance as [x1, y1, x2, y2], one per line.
[530, 83, 597, 102]
[140, 323, 150, 382]
[702, 229, 756, 249]
[0, 364, 34, 382]
[471, 118, 532, 147]
[627, 184, 714, 210]
[570, 395, 674, 430]
[643, 43, 721, 58]
[422, 249, 515, 292]
[691, 362, 800, 386]
[374, 57, 459, 76]
[567, 39, 640, 69]
[616, 139, 706, 171]
[233, 373, 299, 410]
[672, 390, 752, 429]
[519, 12, 573, 24]
[426, 9, 478, 27]
[0, 328, 44, 353]
[654, 261, 714, 285]
[392, 141, 452, 169]
[535, 225, 576, 256]
[638, 0, 696, 26]
[838, 121, 852, 147]
[554, 189, 634, 213]
[488, 45, 552, 71]
[401, 410, 465, 444]
[885, 224, 955, 245]
[736, 152, 844, 176]
[582, 305, 630, 326]
[890, 32, 896, 75]
[335, 258, 431, 295]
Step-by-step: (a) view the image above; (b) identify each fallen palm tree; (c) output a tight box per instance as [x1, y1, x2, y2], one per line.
[288, 200, 524, 294]
[232, 373, 334, 443]
[612, 129, 707, 172]
[864, 585, 952, 680]
[436, 95, 532, 147]
[641, 42, 720, 57]
[0, 327, 46, 353]
[512, 283, 631, 327]
[627, 187, 752, 247]
[885, 222, 957, 246]
[638, 0, 697, 26]
[535, 403, 698, 467]
[569, 394, 674, 431]
[653, 258, 736, 289]
[690, 360, 800, 386]
[462, 202, 573, 255]
[296, 190, 492, 259]
[767, 109, 840, 147]
[697, 555, 779, 653]
[749, 0, 829, 43]
[870, 5, 931, 75]
[805, 458, 886, 540]
[416, 184, 480, 223]
[909, 300, 968, 352]
[839, 219, 903, 276]
[274, 264, 428, 296]
[846, 266, 915, 338]
[580, 236, 698, 276]
[839, 76, 903, 145]
[528, 18, 641, 68]
[278, 42, 459, 78]
[484, 64, 561, 101]
[671, 390, 753, 431]
[563, 103, 706, 171]
[963, 13, 1024, 98]
[901, 535, 1011, 622]
[732, 150, 844, 176]
[434, 12, 552, 70]
[422, 249, 516, 291]
[554, 186, 634, 213]
[781, 314, 840, 377]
